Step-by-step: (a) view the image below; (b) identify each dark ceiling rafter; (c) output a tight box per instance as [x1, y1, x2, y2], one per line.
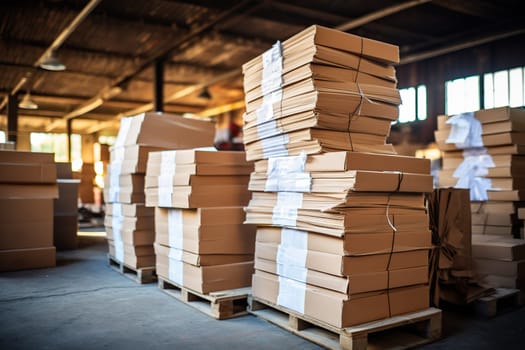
[432, 0, 511, 19]
[47, 0, 264, 130]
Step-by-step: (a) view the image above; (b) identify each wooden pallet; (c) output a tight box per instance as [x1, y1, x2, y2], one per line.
[249, 297, 442, 350]
[158, 277, 250, 320]
[473, 288, 524, 317]
[107, 254, 156, 284]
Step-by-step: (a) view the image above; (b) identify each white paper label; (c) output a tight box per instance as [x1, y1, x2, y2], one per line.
[277, 276, 305, 314]
[168, 248, 183, 286]
[168, 209, 183, 250]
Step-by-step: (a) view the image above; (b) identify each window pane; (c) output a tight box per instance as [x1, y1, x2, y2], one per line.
[399, 87, 416, 123]
[0, 131, 5, 143]
[30, 133, 82, 163]
[446, 76, 480, 114]
[484, 73, 494, 109]
[509, 67, 523, 107]
[417, 85, 427, 120]
[494, 70, 509, 107]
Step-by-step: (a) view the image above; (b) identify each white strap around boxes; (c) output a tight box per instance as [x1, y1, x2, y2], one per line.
[112, 203, 124, 262]
[272, 192, 303, 227]
[266, 153, 311, 192]
[158, 151, 177, 207]
[277, 276, 306, 314]
[277, 228, 308, 282]
[168, 247, 183, 286]
[167, 209, 183, 250]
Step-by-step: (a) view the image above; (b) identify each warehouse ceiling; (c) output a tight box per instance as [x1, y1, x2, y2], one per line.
[1, 0, 523, 135]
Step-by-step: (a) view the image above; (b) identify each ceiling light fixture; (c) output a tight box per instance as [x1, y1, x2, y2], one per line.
[198, 87, 212, 100]
[18, 91, 38, 110]
[40, 52, 66, 71]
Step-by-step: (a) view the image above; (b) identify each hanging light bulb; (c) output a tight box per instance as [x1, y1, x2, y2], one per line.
[40, 51, 66, 71]
[18, 91, 38, 109]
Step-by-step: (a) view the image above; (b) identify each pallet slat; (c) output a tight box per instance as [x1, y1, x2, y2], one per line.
[107, 254, 156, 284]
[474, 288, 523, 317]
[158, 277, 249, 320]
[249, 297, 442, 350]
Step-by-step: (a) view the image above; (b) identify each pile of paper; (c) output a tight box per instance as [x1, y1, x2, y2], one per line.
[144, 148, 256, 293]
[104, 112, 215, 269]
[242, 25, 433, 328]
[241, 25, 402, 162]
[435, 107, 525, 238]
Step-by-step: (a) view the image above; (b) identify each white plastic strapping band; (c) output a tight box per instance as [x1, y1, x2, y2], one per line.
[158, 151, 177, 207]
[265, 153, 311, 192]
[277, 276, 306, 314]
[272, 192, 303, 226]
[277, 227, 308, 281]
[261, 134, 289, 159]
[168, 247, 183, 285]
[261, 41, 283, 95]
[112, 205, 124, 262]
[167, 209, 183, 250]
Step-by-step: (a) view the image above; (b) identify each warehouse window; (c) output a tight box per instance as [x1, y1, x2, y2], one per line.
[0, 131, 5, 143]
[445, 75, 480, 115]
[30, 133, 82, 164]
[398, 85, 427, 123]
[484, 67, 525, 109]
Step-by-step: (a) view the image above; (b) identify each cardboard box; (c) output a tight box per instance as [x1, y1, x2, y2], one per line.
[0, 198, 54, 249]
[106, 203, 154, 217]
[479, 274, 525, 291]
[154, 242, 253, 266]
[252, 270, 429, 328]
[109, 145, 165, 174]
[255, 242, 429, 276]
[255, 226, 431, 256]
[473, 258, 525, 278]
[108, 240, 155, 268]
[54, 180, 80, 215]
[56, 162, 73, 179]
[255, 258, 428, 294]
[145, 185, 251, 208]
[156, 250, 253, 293]
[106, 227, 154, 246]
[53, 215, 78, 250]
[0, 150, 56, 184]
[155, 207, 256, 255]
[104, 215, 154, 232]
[0, 183, 58, 199]
[475, 106, 525, 124]
[0, 246, 56, 272]
[118, 112, 215, 149]
[472, 235, 525, 261]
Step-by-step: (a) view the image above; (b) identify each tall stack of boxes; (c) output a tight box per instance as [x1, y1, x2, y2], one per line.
[104, 112, 214, 270]
[0, 150, 57, 271]
[54, 163, 80, 250]
[145, 148, 256, 293]
[435, 107, 525, 238]
[241, 25, 433, 328]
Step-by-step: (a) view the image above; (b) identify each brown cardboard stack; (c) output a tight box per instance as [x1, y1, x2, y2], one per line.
[242, 25, 433, 329]
[145, 148, 256, 293]
[0, 150, 57, 271]
[435, 107, 525, 238]
[472, 235, 525, 292]
[54, 162, 80, 250]
[428, 189, 491, 305]
[103, 112, 214, 269]
[242, 25, 401, 162]
[74, 163, 95, 204]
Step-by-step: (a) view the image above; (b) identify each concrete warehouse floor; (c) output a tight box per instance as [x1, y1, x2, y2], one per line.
[1, 235, 525, 350]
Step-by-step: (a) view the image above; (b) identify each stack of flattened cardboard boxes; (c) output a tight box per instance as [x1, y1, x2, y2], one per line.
[472, 235, 525, 292]
[0, 150, 57, 271]
[104, 113, 214, 270]
[145, 148, 256, 293]
[435, 107, 525, 238]
[242, 25, 433, 328]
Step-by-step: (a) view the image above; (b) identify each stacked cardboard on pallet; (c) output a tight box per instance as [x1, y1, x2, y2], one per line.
[104, 113, 214, 270]
[0, 150, 57, 271]
[242, 25, 400, 162]
[242, 25, 433, 328]
[472, 235, 525, 292]
[435, 107, 525, 238]
[145, 148, 256, 293]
